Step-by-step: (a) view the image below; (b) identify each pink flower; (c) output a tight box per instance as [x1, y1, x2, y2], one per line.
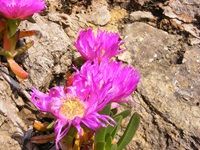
[73, 58, 140, 104]
[74, 28, 124, 61]
[30, 59, 140, 149]
[31, 85, 116, 149]
[0, 0, 45, 20]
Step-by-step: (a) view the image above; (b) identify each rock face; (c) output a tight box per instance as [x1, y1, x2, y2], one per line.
[0, 13, 73, 149]
[0, 70, 27, 149]
[121, 22, 200, 150]
[0, 0, 199, 149]
[19, 14, 72, 90]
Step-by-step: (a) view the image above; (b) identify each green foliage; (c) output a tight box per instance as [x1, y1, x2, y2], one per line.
[116, 113, 140, 150]
[95, 104, 111, 143]
[96, 142, 106, 150]
[94, 106, 140, 150]
[105, 115, 123, 140]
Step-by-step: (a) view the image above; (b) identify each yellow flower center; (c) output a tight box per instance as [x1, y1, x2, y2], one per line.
[60, 97, 85, 120]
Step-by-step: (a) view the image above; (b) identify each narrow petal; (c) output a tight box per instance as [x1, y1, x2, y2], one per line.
[54, 120, 70, 150]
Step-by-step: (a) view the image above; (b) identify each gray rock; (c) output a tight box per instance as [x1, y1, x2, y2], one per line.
[86, 5, 110, 26]
[130, 11, 155, 22]
[19, 14, 72, 89]
[0, 132, 22, 150]
[161, 0, 200, 22]
[122, 22, 179, 68]
[122, 22, 200, 149]
[0, 74, 26, 149]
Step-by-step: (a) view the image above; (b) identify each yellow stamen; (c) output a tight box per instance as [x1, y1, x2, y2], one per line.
[60, 97, 85, 120]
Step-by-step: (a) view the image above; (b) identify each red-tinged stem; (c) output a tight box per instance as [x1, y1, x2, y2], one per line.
[3, 29, 19, 54]
[3, 29, 10, 50]
[0, 20, 6, 33]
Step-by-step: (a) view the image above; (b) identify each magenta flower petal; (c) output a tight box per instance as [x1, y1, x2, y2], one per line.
[54, 120, 71, 150]
[74, 28, 124, 61]
[0, 0, 46, 20]
[30, 58, 140, 150]
[30, 85, 116, 150]
[73, 58, 140, 106]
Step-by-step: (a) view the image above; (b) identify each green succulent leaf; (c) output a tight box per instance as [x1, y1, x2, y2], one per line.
[99, 103, 111, 115]
[7, 19, 20, 37]
[27, 16, 36, 23]
[114, 109, 131, 119]
[95, 141, 106, 150]
[64, 135, 74, 143]
[95, 104, 111, 143]
[105, 115, 123, 140]
[116, 112, 140, 150]
[67, 125, 77, 138]
[95, 126, 106, 144]
[13, 41, 34, 57]
[105, 136, 113, 150]
[110, 108, 118, 116]
[111, 144, 118, 150]
[0, 47, 12, 57]
[47, 121, 54, 130]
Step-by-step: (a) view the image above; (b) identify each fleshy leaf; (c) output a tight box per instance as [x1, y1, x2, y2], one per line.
[99, 103, 111, 115]
[7, 58, 28, 79]
[33, 121, 52, 132]
[114, 109, 131, 119]
[73, 56, 87, 68]
[95, 104, 111, 143]
[95, 141, 106, 150]
[105, 136, 113, 150]
[0, 47, 12, 57]
[105, 115, 123, 141]
[19, 30, 35, 38]
[111, 144, 118, 150]
[7, 19, 20, 37]
[27, 16, 36, 23]
[13, 41, 34, 57]
[116, 113, 140, 150]
[60, 135, 74, 150]
[61, 125, 77, 149]
[67, 125, 77, 138]
[47, 121, 55, 130]
[110, 108, 118, 116]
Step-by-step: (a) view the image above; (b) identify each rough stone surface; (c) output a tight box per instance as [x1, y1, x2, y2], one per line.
[0, 73, 26, 149]
[129, 11, 155, 22]
[19, 14, 72, 90]
[0, 132, 22, 150]
[161, 0, 200, 22]
[122, 22, 200, 150]
[86, 3, 110, 26]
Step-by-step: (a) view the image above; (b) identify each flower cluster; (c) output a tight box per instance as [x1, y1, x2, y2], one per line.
[0, 0, 45, 79]
[74, 28, 124, 61]
[30, 29, 140, 149]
